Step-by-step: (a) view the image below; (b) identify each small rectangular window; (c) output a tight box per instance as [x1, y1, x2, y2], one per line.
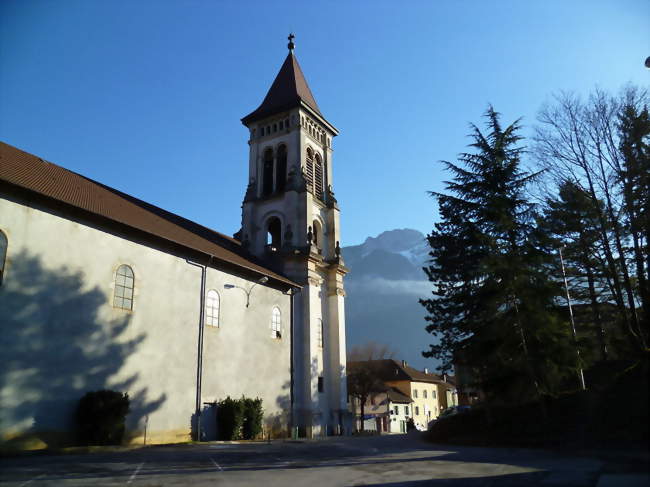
[423, 390, 428, 398]
[415, 406, 420, 415]
[318, 377, 324, 393]
[413, 390, 418, 398]
[405, 406, 409, 416]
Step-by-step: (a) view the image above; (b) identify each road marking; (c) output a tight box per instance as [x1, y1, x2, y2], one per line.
[19, 474, 45, 487]
[210, 457, 223, 471]
[127, 462, 144, 484]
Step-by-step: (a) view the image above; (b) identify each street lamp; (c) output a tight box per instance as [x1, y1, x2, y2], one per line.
[559, 246, 586, 390]
[224, 276, 269, 307]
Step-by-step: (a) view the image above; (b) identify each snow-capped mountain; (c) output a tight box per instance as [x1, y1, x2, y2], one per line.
[342, 229, 440, 371]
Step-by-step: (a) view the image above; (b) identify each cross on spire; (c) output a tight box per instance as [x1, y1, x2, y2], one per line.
[288, 33, 295, 52]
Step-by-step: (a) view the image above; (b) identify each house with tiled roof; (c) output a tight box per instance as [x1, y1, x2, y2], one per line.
[348, 359, 459, 432]
[0, 36, 349, 448]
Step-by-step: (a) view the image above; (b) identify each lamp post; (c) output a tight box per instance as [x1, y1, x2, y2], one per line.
[559, 246, 586, 390]
[224, 276, 269, 307]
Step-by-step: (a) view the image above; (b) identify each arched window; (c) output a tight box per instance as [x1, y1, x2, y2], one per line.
[314, 153, 324, 200]
[262, 148, 274, 197]
[305, 148, 314, 193]
[276, 145, 287, 192]
[206, 289, 220, 327]
[266, 217, 281, 250]
[317, 318, 324, 348]
[271, 307, 281, 339]
[312, 219, 323, 250]
[0, 230, 7, 286]
[113, 265, 134, 310]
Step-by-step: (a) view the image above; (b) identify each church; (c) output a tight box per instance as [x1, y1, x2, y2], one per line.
[0, 36, 349, 447]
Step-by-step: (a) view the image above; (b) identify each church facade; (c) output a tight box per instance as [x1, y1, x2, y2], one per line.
[0, 38, 348, 448]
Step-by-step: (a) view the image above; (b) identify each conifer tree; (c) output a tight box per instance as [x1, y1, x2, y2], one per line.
[421, 107, 574, 403]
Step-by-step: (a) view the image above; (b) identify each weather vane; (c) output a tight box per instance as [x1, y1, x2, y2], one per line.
[288, 33, 295, 52]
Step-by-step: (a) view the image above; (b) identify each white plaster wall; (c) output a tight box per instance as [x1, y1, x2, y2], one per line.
[0, 195, 291, 445]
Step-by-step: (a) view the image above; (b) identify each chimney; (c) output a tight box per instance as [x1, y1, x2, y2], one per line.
[401, 360, 407, 367]
[443, 374, 447, 382]
[424, 368, 429, 374]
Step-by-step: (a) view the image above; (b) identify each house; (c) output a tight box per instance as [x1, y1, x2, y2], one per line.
[348, 359, 458, 432]
[0, 36, 349, 448]
[349, 386, 413, 434]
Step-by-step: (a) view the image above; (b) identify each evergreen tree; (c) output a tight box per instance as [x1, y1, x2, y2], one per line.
[540, 181, 611, 362]
[421, 107, 574, 403]
[617, 102, 650, 336]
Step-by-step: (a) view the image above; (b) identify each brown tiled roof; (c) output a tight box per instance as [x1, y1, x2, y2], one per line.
[352, 359, 443, 385]
[0, 141, 296, 287]
[386, 387, 413, 404]
[242, 52, 323, 125]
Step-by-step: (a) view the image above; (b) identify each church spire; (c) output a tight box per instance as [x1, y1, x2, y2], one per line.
[241, 35, 325, 126]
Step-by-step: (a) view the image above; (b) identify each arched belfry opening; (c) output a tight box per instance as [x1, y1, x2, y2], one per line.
[314, 153, 324, 200]
[312, 219, 322, 251]
[266, 217, 282, 251]
[263, 148, 274, 197]
[305, 147, 314, 192]
[276, 145, 287, 192]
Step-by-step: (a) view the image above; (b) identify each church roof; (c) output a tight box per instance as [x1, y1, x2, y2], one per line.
[0, 141, 297, 287]
[241, 52, 324, 126]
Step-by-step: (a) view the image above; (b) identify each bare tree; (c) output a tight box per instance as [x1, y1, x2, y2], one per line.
[534, 87, 649, 350]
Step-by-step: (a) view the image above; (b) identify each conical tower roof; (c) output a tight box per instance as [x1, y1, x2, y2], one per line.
[242, 50, 324, 126]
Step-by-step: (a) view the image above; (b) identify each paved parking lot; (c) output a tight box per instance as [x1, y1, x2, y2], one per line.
[1, 434, 647, 486]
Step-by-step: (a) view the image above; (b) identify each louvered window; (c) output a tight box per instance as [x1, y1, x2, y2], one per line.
[305, 148, 314, 193]
[314, 154, 324, 200]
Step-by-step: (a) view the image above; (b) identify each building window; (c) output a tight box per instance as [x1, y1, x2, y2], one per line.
[0, 230, 7, 286]
[395, 405, 399, 415]
[415, 406, 420, 416]
[113, 265, 134, 310]
[433, 390, 437, 399]
[314, 153, 324, 200]
[271, 307, 281, 339]
[262, 148, 274, 197]
[276, 144, 287, 192]
[423, 390, 428, 399]
[318, 376, 324, 393]
[317, 318, 323, 348]
[405, 406, 410, 416]
[266, 217, 282, 250]
[413, 389, 418, 398]
[206, 290, 220, 327]
[305, 147, 314, 192]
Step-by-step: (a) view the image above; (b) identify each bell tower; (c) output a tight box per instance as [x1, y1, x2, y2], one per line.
[240, 35, 348, 436]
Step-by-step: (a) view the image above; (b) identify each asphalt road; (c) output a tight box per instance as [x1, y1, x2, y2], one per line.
[0, 433, 647, 486]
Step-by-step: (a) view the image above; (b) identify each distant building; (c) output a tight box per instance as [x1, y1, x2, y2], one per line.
[348, 359, 458, 432]
[0, 36, 348, 448]
[349, 386, 412, 434]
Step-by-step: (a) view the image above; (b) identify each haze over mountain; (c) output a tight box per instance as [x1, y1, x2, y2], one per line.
[342, 229, 440, 371]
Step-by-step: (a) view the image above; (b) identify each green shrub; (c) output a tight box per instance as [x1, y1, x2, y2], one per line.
[242, 397, 264, 440]
[216, 396, 244, 440]
[75, 390, 130, 445]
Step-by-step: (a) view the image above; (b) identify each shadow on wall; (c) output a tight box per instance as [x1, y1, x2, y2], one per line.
[0, 250, 165, 449]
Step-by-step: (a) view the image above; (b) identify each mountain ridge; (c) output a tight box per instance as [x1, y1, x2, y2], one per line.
[342, 228, 439, 371]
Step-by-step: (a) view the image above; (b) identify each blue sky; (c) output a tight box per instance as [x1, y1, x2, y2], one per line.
[1, 0, 648, 246]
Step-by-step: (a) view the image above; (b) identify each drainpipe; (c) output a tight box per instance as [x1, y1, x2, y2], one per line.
[187, 256, 210, 441]
[288, 285, 300, 438]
